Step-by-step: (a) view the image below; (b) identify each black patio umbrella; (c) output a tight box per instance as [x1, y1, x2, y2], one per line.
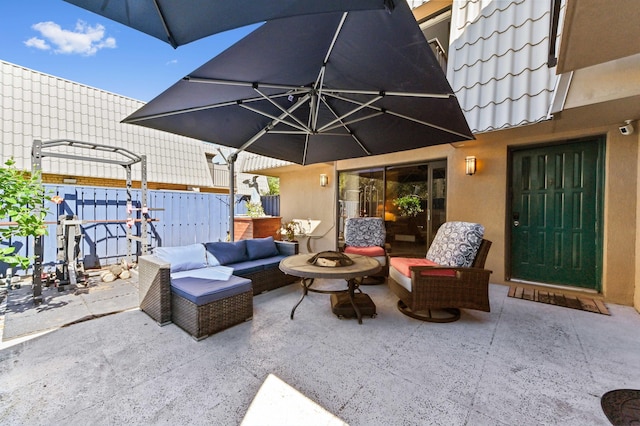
[122, 1, 473, 238]
[64, 0, 395, 48]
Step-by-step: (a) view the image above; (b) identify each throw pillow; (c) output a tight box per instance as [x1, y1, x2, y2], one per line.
[246, 236, 279, 260]
[205, 240, 249, 265]
[154, 243, 207, 273]
[426, 222, 484, 267]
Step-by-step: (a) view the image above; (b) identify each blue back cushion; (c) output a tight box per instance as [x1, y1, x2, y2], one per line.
[246, 236, 279, 260]
[205, 240, 248, 265]
[153, 243, 207, 272]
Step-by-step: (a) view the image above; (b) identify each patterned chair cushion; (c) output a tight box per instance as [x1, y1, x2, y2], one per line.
[344, 217, 386, 248]
[426, 222, 484, 267]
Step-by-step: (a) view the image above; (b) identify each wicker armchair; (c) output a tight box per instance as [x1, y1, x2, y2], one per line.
[342, 217, 389, 283]
[388, 222, 492, 322]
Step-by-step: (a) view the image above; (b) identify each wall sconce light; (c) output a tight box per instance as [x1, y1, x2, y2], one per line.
[465, 156, 477, 175]
[320, 174, 329, 187]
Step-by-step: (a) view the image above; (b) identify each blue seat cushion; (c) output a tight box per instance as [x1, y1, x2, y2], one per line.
[230, 255, 288, 276]
[170, 275, 252, 306]
[254, 254, 288, 269]
[229, 259, 267, 276]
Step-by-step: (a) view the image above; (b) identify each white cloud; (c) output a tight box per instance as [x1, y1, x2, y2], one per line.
[26, 20, 117, 56]
[24, 37, 50, 51]
[166, 59, 178, 65]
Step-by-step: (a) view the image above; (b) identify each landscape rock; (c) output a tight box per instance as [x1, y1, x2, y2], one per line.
[109, 265, 123, 276]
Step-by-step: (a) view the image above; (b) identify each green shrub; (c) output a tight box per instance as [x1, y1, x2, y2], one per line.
[0, 158, 48, 270]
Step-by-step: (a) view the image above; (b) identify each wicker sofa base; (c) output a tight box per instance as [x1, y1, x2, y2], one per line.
[171, 289, 253, 340]
[139, 255, 172, 326]
[243, 267, 298, 295]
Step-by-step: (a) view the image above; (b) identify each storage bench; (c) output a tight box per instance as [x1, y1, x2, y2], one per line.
[171, 275, 253, 340]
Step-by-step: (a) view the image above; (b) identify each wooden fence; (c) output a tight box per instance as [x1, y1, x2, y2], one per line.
[0, 185, 280, 273]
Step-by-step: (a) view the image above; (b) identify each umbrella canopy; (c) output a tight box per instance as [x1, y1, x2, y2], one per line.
[64, 0, 395, 48]
[123, 1, 473, 165]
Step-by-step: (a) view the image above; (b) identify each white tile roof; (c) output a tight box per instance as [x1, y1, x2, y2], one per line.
[448, 0, 562, 133]
[238, 153, 292, 173]
[202, 143, 291, 174]
[0, 60, 213, 187]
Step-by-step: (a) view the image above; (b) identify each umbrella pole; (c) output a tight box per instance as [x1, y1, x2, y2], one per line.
[228, 152, 237, 241]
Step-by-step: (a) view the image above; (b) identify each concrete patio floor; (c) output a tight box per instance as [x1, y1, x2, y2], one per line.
[1, 279, 639, 425]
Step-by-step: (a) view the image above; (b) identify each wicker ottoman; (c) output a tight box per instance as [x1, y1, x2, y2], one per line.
[170, 275, 253, 340]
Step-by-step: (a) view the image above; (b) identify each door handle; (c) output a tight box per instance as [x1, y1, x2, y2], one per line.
[513, 212, 519, 227]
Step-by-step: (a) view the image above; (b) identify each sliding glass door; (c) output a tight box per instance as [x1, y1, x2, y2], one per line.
[337, 160, 446, 257]
[338, 168, 384, 239]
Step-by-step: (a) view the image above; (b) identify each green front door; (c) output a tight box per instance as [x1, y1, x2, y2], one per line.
[510, 139, 604, 289]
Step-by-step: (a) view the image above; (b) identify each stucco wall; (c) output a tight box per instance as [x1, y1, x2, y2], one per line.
[329, 120, 637, 307]
[277, 163, 337, 254]
[603, 129, 638, 304]
[637, 127, 640, 310]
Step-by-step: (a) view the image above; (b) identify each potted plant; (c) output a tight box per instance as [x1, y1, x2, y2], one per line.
[245, 201, 265, 218]
[392, 195, 423, 217]
[281, 220, 302, 242]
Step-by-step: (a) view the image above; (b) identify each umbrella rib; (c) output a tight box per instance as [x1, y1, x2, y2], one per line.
[303, 133, 310, 165]
[320, 98, 372, 156]
[125, 90, 308, 123]
[326, 92, 473, 139]
[239, 104, 309, 133]
[321, 112, 385, 132]
[384, 109, 475, 140]
[186, 76, 307, 92]
[322, 88, 453, 99]
[268, 130, 351, 136]
[238, 94, 312, 152]
[151, 0, 177, 48]
[266, 131, 307, 135]
[312, 12, 348, 131]
[317, 95, 383, 132]
[323, 13, 348, 66]
[252, 87, 311, 132]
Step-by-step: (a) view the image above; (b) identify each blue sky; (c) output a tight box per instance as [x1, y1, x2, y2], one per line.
[0, 0, 257, 102]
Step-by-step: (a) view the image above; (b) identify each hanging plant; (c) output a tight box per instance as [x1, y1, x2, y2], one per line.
[392, 195, 423, 217]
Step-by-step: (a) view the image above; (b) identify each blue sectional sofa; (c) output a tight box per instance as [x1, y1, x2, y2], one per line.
[138, 237, 298, 339]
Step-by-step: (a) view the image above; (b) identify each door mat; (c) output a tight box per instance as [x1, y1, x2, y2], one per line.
[508, 286, 609, 315]
[601, 389, 640, 425]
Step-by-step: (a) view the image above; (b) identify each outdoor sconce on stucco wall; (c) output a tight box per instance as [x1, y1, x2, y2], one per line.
[320, 174, 329, 187]
[465, 156, 477, 175]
